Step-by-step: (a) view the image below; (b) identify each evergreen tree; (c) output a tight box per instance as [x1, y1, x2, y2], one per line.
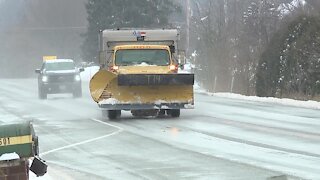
[256, 15, 320, 98]
[82, 0, 179, 62]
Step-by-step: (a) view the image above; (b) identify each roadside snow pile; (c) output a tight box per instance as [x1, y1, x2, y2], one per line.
[80, 66, 99, 81]
[194, 82, 207, 93]
[193, 83, 320, 109]
[178, 63, 194, 74]
[213, 92, 320, 110]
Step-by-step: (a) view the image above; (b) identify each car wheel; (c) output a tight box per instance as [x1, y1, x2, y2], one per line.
[38, 87, 47, 99]
[157, 110, 166, 117]
[73, 88, 82, 98]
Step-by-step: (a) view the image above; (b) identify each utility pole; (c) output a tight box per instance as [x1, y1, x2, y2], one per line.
[186, 0, 190, 57]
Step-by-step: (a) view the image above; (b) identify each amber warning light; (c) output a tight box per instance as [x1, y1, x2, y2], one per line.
[170, 65, 178, 73]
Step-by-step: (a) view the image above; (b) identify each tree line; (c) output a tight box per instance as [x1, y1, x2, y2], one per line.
[0, 0, 319, 100]
[188, 0, 320, 100]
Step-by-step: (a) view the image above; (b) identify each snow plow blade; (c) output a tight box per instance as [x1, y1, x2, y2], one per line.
[90, 70, 194, 110]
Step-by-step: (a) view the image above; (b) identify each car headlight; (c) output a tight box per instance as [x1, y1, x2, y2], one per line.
[42, 76, 48, 82]
[75, 75, 81, 81]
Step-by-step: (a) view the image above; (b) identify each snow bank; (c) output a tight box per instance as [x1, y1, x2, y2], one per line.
[80, 66, 99, 82]
[202, 91, 320, 110]
[194, 82, 207, 94]
[194, 82, 320, 109]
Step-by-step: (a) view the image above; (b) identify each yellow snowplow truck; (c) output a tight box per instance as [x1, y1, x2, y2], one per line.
[90, 29, 194, 119]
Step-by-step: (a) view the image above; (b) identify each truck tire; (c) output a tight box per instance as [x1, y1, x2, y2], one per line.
[157, 110, 166, 117]
[107, 110, 121, 120]
[168, 109, 180, 118]
[38, 87, 47, 99]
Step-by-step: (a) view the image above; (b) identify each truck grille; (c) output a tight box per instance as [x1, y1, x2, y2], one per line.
[48, 75, 74, 83]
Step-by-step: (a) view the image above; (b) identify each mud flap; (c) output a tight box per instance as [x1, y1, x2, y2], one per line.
[118, 74, 194, 86]
[30, 157, 47, 177]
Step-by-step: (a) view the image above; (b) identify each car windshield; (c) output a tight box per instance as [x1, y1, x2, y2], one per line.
[115, 49, 170, 66]
[44, 62, 75, 71]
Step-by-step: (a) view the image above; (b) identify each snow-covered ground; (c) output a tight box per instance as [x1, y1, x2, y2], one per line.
[195, 84, 320, 110]
[30, 173, 53, 180]
[1, 70, 320, 179]
[213, 93, 320, 110]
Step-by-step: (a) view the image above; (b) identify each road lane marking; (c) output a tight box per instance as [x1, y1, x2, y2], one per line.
[40, 118, 123, 156]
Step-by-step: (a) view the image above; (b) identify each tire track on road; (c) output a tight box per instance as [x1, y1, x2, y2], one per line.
[187, 127, 320, 158]
[192, 115, 320, 141]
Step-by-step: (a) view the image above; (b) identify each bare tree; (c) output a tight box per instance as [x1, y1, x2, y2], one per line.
[189, 0, 304, 95]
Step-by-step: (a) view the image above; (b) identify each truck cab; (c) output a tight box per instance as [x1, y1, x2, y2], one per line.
[109, 45, 178, 74]
[35, 59, 84, 99]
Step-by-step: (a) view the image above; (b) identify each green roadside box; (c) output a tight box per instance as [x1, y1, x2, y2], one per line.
[0, 122, 38, 158]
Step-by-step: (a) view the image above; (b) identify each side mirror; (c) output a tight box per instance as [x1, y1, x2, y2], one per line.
[35, 69, 41, 74]
[79, 68, 85, 72]
[169, 45, 175, 54]
[177, 50, 186, 66]
[179, 64, 184, 70]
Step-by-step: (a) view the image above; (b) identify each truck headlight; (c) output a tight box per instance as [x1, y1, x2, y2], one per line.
[42, 76, 48, 82]
[75, 75, 81, 81]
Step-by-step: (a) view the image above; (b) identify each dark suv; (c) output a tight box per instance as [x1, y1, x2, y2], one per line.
[35, 59, 84, 99]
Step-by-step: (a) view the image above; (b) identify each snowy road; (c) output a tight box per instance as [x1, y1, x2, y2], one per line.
[0, 79, 319, 180]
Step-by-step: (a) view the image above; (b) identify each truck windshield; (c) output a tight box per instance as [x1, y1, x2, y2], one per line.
[115, 49, 170, 66]
[44, 62, 75, 71]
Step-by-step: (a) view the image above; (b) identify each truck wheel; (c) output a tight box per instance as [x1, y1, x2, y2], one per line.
[168, 109, 180, 118]
[73, 88, 82, 98]
[157, 110, 166, 117]
[38, 87, 47, 99]
[108, 110, 121, 120]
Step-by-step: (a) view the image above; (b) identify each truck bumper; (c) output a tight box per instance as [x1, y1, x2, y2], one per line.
[98, 102, 194, 110]
[40, 82, 81, 94]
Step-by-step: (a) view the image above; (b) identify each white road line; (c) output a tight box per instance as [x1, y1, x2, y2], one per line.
[40, 118, 123, 156]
